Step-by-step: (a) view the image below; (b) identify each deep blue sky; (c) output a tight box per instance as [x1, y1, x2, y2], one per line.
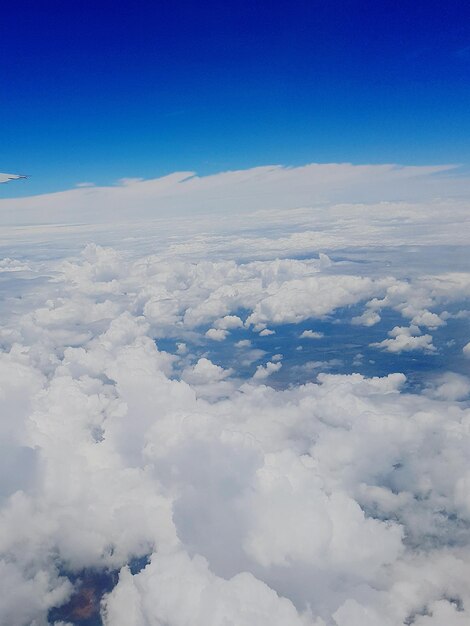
[2, 0, 470, 195]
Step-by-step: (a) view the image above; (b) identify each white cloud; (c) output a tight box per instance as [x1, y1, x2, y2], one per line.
[240, 348, 267, 365]
[214, 315, 244, 330]
[0, 163, 462, 228]
[1, 162, 470, 624]
[103, 550, 312, 626]
[425, 372, 470, 401]
[182, 358, 232, 384]
[0, 268, 469, 623]
[356, 274, 470, 332]
[371, 325, 436, 353]
[176, 342, 188, 355]
[246, 276, 383, 327]
[2, 164, 470, 261]
[235, 339, 252, 348]
[0, 559, 71, 626]
[118, 177, 145, 186]
[253, 361, 282, 380]
[351, 309, 381, 326]
[259, 328, 275, 336]
[292, 359, 342, 374]
[242, 450, 403, 571]
[300, 330, 324, 339]
[205, 328, 228, 341]
[181, 358, 234, 400]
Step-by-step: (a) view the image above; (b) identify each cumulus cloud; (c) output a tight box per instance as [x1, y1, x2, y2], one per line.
[205, 328, 228, 341]
[2, 270, 468, 623]
[300, 330, 324, 339]
[180, 358, 235, 400]
[245, 275, 383, 326]
[235, 339, 252, 348]
[0, 246, 469, 624]
[371, 325, 436, 353]
[176, 342, 188, 355]
[214, 315, 244, 330]
[424, 372, 470, 401]
[103, 550, 315, 626]
[253, 360, 282, 380]
[355, 274, 470, 332]
[182, 358, 232, 384]
[1, 162, 470, 625]
[351, 308, 381, 326]
[259, 328, 275, 336]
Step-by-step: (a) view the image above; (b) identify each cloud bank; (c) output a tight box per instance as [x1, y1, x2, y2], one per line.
[0, 163, 469, 625]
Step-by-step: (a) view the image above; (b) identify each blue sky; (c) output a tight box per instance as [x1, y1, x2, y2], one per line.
[2, 0, 470, 196]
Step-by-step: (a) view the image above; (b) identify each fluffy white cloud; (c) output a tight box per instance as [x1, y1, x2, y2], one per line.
[253, 361, 282, 380]
[0, 269, 469, 624]
[1, 162, 470, 625]
[0, 559, 71, 626]
[246, 275, 385, 326]
[355, 273, 470, 332]
[371, 325, 436, 353]
[103, 551, 313, 626]
[242, 450, 403, 571]
[182, 358, 232, 384]
[235, 339, 252, 348]
[425, 372, 470, 401]
[205, 328, 228, 341]
[300, 330, 324, 339]
[351, 308, 381, 327]
[214, 315, 244, 330]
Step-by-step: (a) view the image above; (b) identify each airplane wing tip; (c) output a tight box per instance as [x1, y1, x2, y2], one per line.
[0, 173, 30, 184]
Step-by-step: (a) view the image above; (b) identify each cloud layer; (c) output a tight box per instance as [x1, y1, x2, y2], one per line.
[0, 163, 469, 625]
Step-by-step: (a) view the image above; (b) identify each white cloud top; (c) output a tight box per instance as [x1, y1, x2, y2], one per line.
[0, 163, 469, 624]
[300, 330, 324, 339]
